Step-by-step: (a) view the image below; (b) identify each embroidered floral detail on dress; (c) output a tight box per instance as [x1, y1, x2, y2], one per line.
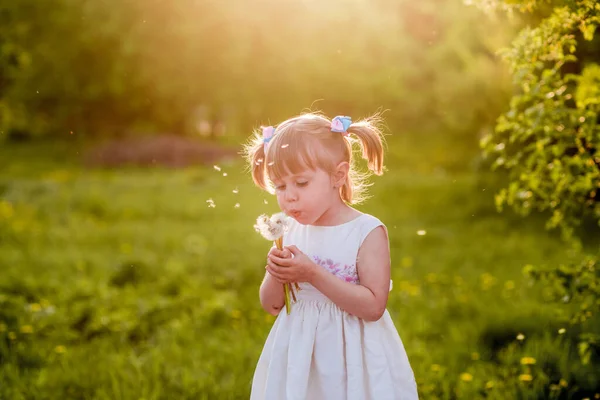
[312, 256, 359, 284]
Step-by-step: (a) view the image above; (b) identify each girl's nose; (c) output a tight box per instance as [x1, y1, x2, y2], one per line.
[284, 188, 298, 202]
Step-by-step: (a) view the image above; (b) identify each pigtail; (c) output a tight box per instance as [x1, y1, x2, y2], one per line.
[336, 114, 386, 204]
[346, 114, 386, 176]
[242, 130, 270, 191]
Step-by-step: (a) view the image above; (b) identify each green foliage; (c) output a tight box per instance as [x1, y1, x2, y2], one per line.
[480, 0, 600, 373]
[0, 141, 598, 398]
[1, 0, 513, 149]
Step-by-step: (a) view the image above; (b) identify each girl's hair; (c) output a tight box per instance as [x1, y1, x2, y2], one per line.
[242, 112, 386, 204]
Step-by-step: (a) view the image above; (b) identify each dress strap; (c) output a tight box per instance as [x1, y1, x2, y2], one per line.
[357, 214, 386, 246]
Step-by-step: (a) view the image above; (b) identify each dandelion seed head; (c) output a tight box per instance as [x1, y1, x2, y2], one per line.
[254, 212, 289, 241]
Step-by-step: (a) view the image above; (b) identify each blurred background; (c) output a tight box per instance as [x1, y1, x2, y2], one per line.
[0, 0, 599, 398]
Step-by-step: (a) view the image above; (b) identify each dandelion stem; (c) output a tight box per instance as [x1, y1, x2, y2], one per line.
[274, 236, 292, 314]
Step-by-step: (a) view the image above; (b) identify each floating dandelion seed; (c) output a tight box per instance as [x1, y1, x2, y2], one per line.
[263, 199, 268, 204]
[257, 158, 264, 163]
[234, 203, 240, 208]
[417, 230, 427, 236]
[206, 199, 216, 208]
[516, 333, 525, 341]
[213, 165, 221, 171]
[558, 328, 566, 334]
[223, 173, 228, 177]
[281, 144, 289, 148]
[268, 161, 275, 166]
[232, 188, 239, 194]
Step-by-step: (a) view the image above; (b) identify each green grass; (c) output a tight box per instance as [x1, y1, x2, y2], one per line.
[0, 139, 597, 399]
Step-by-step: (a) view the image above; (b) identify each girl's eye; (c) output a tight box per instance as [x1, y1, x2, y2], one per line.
[296, 181, 308, 187]
[275, 185, 286, 191]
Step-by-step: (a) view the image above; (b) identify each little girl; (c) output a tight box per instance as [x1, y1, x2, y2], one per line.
[243, 113, 418, 399]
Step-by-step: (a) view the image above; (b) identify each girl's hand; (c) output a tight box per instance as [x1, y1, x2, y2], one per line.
[266, 245, 317, 284]
[267, 246, 291, 262]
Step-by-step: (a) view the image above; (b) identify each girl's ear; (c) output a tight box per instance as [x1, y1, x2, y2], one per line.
[333, 161, 350, 188]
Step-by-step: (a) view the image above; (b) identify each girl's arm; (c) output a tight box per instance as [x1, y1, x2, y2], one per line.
[267, 226, 391, 322]
[259, 270, 285, 316]
[259, 247, 290, 315]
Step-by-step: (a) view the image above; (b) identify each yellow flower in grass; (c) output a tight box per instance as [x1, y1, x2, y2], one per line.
[55, 345, 66, 354]
[20, 325, 33, 334]
[426, 273, 437, 283]
[401, 256, 413, 268]
[485, 381, 495, 389]
[0, 323, 6, 332]
[457, 294, 469, 303]
[520, 357, 536, 365]
[430, 364, 441, 372]
[8, 332, 16, 340]
[471, 352, 480, 361]
[504, 280, 515, 290]
[29, 303, 42, 312]
[559, 379, 568, 387]
[519, 374, 533, 382]
[481, 273, 497, 287]
[0, 200, 14, 219]
[460, 373, 473, 382]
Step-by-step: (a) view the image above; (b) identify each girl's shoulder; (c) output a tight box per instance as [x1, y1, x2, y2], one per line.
[353, 213, 387, 245]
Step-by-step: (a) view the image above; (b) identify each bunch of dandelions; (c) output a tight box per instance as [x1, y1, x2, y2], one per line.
[254, 212, 300, 314]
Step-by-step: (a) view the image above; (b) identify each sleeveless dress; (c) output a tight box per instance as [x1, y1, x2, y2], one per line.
[251, 213, 419, 400]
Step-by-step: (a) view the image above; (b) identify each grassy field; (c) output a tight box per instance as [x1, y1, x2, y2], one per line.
[0, 139, 598, 399]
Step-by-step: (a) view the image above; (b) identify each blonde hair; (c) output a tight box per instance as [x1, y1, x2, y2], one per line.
[242, 112, 386, 204]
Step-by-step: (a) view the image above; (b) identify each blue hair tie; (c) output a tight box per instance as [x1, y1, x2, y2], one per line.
[330, 116, 352, 136]
[262, 126, 275, 150]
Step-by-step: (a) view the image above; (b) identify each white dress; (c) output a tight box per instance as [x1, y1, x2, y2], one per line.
[251, 213, 419, 400]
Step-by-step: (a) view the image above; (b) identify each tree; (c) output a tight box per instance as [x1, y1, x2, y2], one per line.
[479, 0, 600, 370]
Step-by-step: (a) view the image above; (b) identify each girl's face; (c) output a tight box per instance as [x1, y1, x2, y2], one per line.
[272, 167, 339, 225]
